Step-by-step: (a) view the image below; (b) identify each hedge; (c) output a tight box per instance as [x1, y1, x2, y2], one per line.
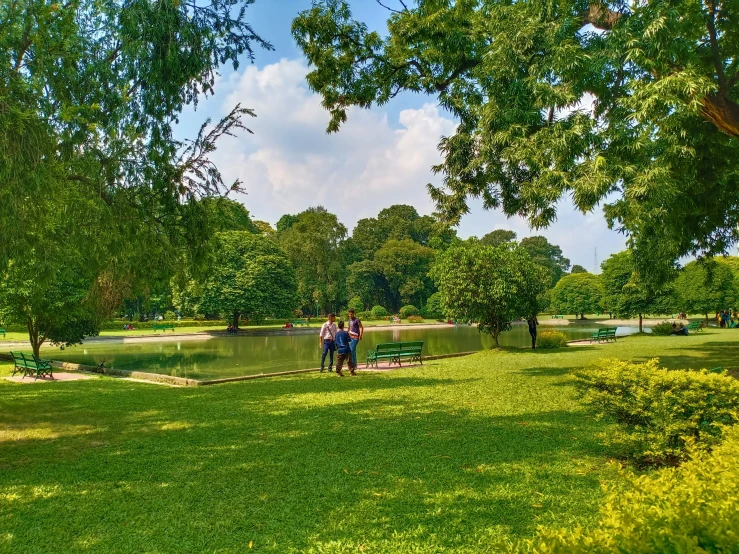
[399, 305, 419, 318]
[536, 331, 569, 349]
[573, 359, 739, 466]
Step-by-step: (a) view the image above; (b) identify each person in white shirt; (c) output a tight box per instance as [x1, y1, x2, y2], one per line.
[319, 313, 337, 372]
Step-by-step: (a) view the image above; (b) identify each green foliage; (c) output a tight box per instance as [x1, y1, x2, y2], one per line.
[199, 198, 260, 234]
[347, 296, 364, 312]
[480, 229, 517, 247]
[650, 321, 677, 336]
[293, 0, 739, 286]
[550, 273, 603, 319]
[423, 292, 444, 318]
[573, 359, 739, 466]
[370, 305, 389, 318]
[277, 206, 347, 313]
[164, 311, 177, 321]
[525, 425, 739, 553]
[195, 232, 297, 326]
[570, 265, 588, 274]
[431, 243, 549, 345]
[373, 239, 435, 311]
[536, 331, 569, 349]
[407, 315, 424, 323]
[399, 305, 419, 318]
[520, 237, 571, 287]
[676, 260, 739, 318]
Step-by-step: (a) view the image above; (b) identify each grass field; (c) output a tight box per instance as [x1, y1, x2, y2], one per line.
[1, 330, 737, 553]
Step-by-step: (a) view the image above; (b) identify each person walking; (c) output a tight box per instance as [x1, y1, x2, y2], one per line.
[347, 309, 364, 368]
[334, 321, 356, 377]
[527, 315, 539, 349]
[319, 313, 337, 372]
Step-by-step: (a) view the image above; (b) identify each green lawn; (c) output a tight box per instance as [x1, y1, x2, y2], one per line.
[1, 331, 737, 553]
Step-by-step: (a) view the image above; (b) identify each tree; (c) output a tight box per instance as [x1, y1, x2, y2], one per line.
[601, 251, 675, 332]
[571, 265, 588, 274]
[520, 236, 571, 287]
[550, 273, 604, 319]
[200, 198, 260, 233]
[346, 260, 387, 310]
[197, 232, 297, 328]
[373, 239, 436, 311]
[277, 207, 347, 313]
[675, 261, 739, 322]
[293, 1, 739, 283]
[480, 230, 517, 247]
[430, 243, 549, 346]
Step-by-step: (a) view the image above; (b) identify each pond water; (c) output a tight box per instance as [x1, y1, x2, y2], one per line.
[49, 324, 642, 381]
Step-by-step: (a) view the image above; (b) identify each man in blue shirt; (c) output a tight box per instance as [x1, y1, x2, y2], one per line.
[334, 321, 356, 377]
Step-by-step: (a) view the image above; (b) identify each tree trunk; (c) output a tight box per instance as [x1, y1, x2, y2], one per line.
[493, 330, 500, 347]
[639, 314, 643, 333]
[27, 317, 42, 358]
[233, 312, 241, 330]
[701, 93, 739, 138]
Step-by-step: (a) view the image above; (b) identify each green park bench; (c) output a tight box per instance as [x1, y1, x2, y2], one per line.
[687, 321, 704, 333]
[590, 327, 617, 343]
[152, 323, 175, 332]
[10, 351, 54, 380]
[0, 328, 5, 338]
[292, 318, 310, 327]
[366, 341, 424, 368]
[551, 315, 564, 319]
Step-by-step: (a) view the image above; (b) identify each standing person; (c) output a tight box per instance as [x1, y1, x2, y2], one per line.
[724, 309, 731, 328]
[334, 321, 356, 377]
[347, 309, 364, 368]
[527, 315, 538, 349]
[319, 313, 337, 372]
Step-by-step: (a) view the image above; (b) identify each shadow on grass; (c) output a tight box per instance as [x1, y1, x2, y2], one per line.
[633, 340, 739, 371]
[0, 371, 610, 553]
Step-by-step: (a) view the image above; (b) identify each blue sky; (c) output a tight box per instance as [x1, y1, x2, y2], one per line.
[178, 0, 628, 271]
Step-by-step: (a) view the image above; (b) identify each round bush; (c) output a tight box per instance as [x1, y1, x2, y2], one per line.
[399, 305, 419, 318]
[536, 330, 569, 349]
[370, 305, 389, 318]
[651, 321, 676, 336]
[407, 315, 424, 323]
[165, 310, 177, 321]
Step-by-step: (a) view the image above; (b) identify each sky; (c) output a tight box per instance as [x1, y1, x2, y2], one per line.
[176, 0, 628, 272]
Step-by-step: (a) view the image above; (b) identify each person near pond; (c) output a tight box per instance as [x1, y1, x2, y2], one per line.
[671, 323, 689, 335]
[347, 309, 364, 367]
[334, 321, 356, 377]
[319, 313, 337, 373]
[527, 316, 538, 349]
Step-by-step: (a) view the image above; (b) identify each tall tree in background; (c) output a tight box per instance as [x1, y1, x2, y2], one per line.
[601, 251, 675, 332]
[480, 230, 517, 247]
[550, 273, 604, 319]
[373, 239, 435, 311]
[520, 236, 571, 287]
[571, 265, 588, 274]
[675, 261, 739, 322]
[293, 0, 739, 284]
[431, 243, 549, 346]
[278, 207, 347, 313]
[1, 0, 269, 351]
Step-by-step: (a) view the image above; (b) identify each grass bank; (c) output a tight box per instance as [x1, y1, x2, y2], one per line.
[1, 331, 737, 552]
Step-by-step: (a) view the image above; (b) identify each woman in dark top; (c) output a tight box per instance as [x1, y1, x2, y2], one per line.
[527, 316, 538, 349]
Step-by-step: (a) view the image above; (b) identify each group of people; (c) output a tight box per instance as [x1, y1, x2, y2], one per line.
[319, 309, 364, 377]
[717, 309, 739, 328]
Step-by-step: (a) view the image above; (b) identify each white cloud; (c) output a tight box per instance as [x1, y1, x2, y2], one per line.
[199, 57, 625, 270]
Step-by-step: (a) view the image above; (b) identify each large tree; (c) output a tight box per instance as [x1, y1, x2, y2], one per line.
[277, 207, 348, 313]
[550, 273, 604, 319]
[480, 229, 517, 247]
[431, 242, 549, 346]
[520, 236, 571, 286]
[373, 238, 436, 311]
[197, 232, 297, 328]
[601, 251, 675, 331]
[293, 0, 739, 283]
[675, 260, 739, 321]
[2, 0, 269, 349]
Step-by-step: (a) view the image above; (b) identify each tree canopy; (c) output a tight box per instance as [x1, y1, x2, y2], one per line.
[480, 230, 517, 247]
[431, 242, 549, 345]
[550, 273, 604, 319]
[293, 0, 739, 283]
[675, 260, 739, 319]
[520, 236, 571, 287]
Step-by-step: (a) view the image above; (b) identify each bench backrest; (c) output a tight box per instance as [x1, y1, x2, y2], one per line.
[400, 341, 424, 352]
[375, 342, 402, 353]
[10, 351, 24, 364]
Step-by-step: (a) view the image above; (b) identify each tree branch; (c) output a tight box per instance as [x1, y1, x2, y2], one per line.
[579, 2, 622, 30]
[705, 0, 726, 89]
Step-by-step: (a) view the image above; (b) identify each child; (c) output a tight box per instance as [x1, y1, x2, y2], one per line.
[334, 321, 356, 377]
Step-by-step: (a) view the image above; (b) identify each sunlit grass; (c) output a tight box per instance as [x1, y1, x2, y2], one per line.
[1, 330, 737, 552]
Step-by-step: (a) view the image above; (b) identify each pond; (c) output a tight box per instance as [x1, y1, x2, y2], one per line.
[49, 324, 643, 381]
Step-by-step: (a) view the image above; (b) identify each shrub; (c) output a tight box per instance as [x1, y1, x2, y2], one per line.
[407, 315, 424, 323]
[399, 305, 419, 318]
[521, 425, 739, 553]
[423, 292, 443, 318]
[164, 310, 177, 321]
[370, 305, 389, 318]
[651, 320, 676, 336]
[536, 330, 569, 349]
[573, 359, 739, 466]
[347, 297, 364, 312]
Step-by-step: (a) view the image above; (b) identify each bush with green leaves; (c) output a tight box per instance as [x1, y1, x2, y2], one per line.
[370, 305, 389, 318]
[399, 305, 419, 318]
[347, 297, 364, 312]
[423, 292, 443, 318]
[164, 311, 177, 321]
[536, 331, 569, 349]
[573, 359, 739, 466]
[407, 315, 424, 323]
[650, 321, 677, 336]
[519, 425, 739, 553]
